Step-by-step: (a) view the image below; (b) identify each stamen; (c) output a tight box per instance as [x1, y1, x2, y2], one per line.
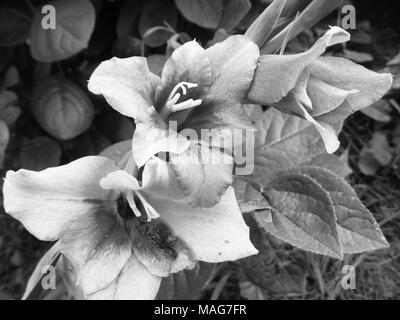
[165, 93, 181, 109]
[125, 190, 142, 218]
[135, 191, 160, 222]
[160, 81, 202, 119]
[171, 98, 202, 112]
[167, 82, 198, 101]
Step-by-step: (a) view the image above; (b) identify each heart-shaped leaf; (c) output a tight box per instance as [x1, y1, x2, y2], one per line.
[252, 172, 343, 259]
[29, 0, 95, 62]
[285, 166, 389, 254]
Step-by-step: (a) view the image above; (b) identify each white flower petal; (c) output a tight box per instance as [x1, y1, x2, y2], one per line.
[3, 156, 119, 241]
[248, 26, 350, 105]
[309, 56, 393, 112]
[142, 156, 185, 200]
[148, 187, 258, 263]
[61, 209, 132, 296]
[100, 170, 140, 192]
[156, 40, 212, 107]
[88, 57, 161, 119]
[98, 140, 132, 165]
[205, 35, 260, 101]
[171, 142, 234, 207]
[132, 106, 190, 167]
[87, 255, 161, 300]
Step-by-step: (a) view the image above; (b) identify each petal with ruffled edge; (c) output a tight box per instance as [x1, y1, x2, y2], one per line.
[171, 141, 234, 207]
[88, 57, 161, 119]
[3, 156, 119, 241]
[309, 56, 393, 114]
[147, 187, 258, 263]
[247, 26, 350, 105]
[205, 35, 260, 101]
[87, 255, 161, 300]
[155, 40, 212, 108]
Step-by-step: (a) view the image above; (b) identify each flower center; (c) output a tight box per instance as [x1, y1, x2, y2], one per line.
[159, 81, 202, 119]
[117, 190, 159, 222]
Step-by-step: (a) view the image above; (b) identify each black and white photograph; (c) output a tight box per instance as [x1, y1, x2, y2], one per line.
[0, 0, 399, 306]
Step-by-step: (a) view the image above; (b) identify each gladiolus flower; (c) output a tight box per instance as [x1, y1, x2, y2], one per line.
[3, 149, 257, 300]
[88, 36, 259, 207]
[247, 26, 393, 153]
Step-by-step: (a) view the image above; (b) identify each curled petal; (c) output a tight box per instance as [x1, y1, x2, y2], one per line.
[309, 56, 393, 112]
[247, 26, 350, 105]
[307, 76, 359, 117]
[100, 170, 140, 192]
[276, 90, 340, 154]
[300, 105, 340, 154]
[148, 187, 258, 263]
[88, 57, 161, 119]
[3, 156, 119, 241]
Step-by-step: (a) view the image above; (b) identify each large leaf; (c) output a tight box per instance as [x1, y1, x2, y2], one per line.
[285, 166, 389, 254]
[251, 107, 324, 183]
[29, 0, 95, 62]
[250, 107, 350, 182]
[175, 0, 224, 29]
[252, 172, 343, 259]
